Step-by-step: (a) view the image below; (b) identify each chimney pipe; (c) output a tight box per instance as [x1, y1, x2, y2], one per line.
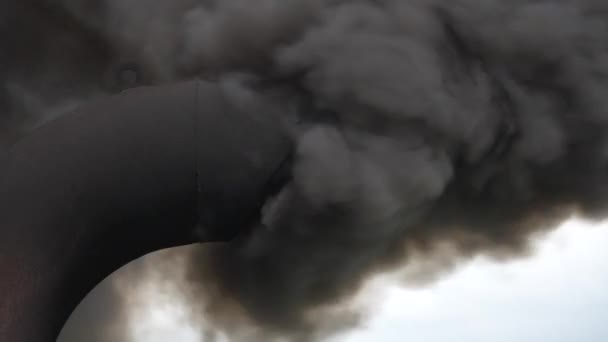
[0, 80, 293, 342]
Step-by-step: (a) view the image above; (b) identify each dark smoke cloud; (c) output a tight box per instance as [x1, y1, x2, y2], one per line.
[3, 0, 608, 341]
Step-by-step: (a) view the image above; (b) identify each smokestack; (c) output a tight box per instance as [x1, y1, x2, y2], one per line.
[0, 80, 293, 342]
[3, 0, 608, 341]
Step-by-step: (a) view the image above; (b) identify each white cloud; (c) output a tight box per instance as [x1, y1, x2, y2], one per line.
[333, 219, 608, 342]
[130, 282, 201, 342]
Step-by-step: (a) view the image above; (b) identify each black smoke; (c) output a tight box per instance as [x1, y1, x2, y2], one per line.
[3, 1, 608, 341]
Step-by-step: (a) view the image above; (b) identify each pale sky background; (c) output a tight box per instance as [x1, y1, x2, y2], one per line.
[128, 218, 608, 342]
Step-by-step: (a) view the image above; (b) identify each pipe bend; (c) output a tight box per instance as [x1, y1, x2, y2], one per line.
[0, 80, 293, 342]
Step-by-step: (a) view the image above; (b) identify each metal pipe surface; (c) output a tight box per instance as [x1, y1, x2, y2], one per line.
[0, 81, 293, 342]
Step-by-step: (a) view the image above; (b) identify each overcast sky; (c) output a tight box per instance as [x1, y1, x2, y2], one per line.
[127, 218, 608, 342]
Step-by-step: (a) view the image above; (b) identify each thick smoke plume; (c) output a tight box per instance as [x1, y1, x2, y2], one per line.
[3, 0, 608, 341]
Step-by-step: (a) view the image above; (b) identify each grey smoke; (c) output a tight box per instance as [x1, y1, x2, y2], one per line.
[3, 0, 608, 341]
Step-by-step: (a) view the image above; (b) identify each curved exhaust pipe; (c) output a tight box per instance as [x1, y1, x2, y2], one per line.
[0, 81, 293, 342]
